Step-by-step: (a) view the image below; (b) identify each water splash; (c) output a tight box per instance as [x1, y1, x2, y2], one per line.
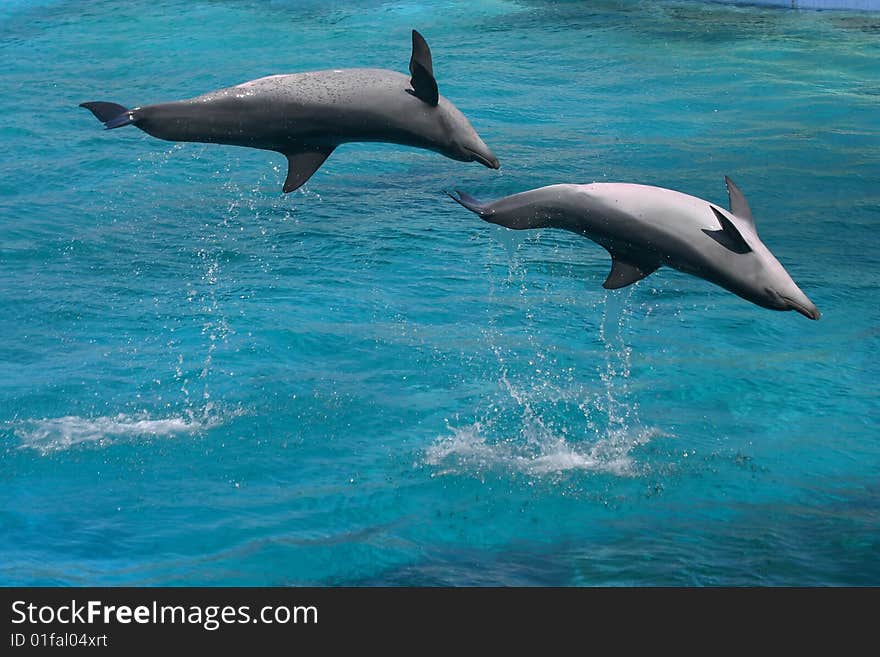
[10, 404, 240, 454]
[176, 198, 239, 410]
[425, 420, 661, 477]
[427, 289, 667, 477]
[595, 288, 639, 437]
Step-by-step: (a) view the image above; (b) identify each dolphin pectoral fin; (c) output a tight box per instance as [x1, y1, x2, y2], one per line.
[408, 30, 439, 106]
[708, 206, 752, 254]
[724, 176, 755, 228]
[602, 257, 658, 290]
[281, 146, 335, 193]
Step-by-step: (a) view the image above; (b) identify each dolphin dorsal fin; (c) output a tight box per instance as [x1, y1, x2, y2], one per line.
[408, 30, 439, 106]
[281, 146, 335, 193]
[602, 257, 659, 290]
[709, 206, 752, 253]
[725, 176, 755, 230]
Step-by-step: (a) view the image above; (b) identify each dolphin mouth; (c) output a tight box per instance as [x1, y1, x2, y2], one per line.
[781, 295, 821, 320]
[464, 148, 500, 170]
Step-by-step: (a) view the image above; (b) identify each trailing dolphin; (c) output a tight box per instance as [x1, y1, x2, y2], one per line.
[448, 178, 819, 319]
[80, 30, 499, 193]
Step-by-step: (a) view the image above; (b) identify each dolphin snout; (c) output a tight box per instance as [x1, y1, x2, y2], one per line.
[781, 294, 821, 321]
[463, 146, 500, 170]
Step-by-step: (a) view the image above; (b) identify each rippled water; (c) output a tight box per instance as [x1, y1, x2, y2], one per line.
[1, 0, 878, 585]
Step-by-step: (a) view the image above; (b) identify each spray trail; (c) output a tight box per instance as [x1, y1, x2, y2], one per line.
[427, 280, 665, 477]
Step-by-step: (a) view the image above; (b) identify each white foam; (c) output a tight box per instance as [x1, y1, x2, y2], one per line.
[426, 292, 670, 478]
[12, 407, 229, 454]
[425, 421, 664, 478]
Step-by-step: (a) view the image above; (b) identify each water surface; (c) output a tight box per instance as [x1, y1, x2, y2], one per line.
[1, 0, 878, 585]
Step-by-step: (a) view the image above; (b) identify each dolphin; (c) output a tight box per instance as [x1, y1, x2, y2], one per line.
[80, 30, 499, 193]
[448, 178, 820, 319]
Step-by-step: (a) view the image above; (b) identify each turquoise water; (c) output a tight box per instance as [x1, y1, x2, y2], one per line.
[1, 0, 878, 586]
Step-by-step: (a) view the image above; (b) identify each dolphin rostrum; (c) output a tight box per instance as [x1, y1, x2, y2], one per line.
[80, 30, 499, 193]
[448, 178, 819, 319]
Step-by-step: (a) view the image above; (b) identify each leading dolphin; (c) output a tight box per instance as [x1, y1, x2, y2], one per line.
[448, 178, 820, 319]
[80, 30, 499, 193]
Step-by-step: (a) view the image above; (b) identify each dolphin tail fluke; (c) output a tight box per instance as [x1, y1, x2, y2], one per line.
[445, 190, 492, 217]
[80, 102, 135, 130]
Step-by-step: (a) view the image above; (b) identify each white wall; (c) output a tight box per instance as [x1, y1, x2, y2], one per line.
[713, 0, 880, 9]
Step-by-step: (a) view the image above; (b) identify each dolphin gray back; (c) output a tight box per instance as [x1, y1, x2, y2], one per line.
[448, 184, 579, 230]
